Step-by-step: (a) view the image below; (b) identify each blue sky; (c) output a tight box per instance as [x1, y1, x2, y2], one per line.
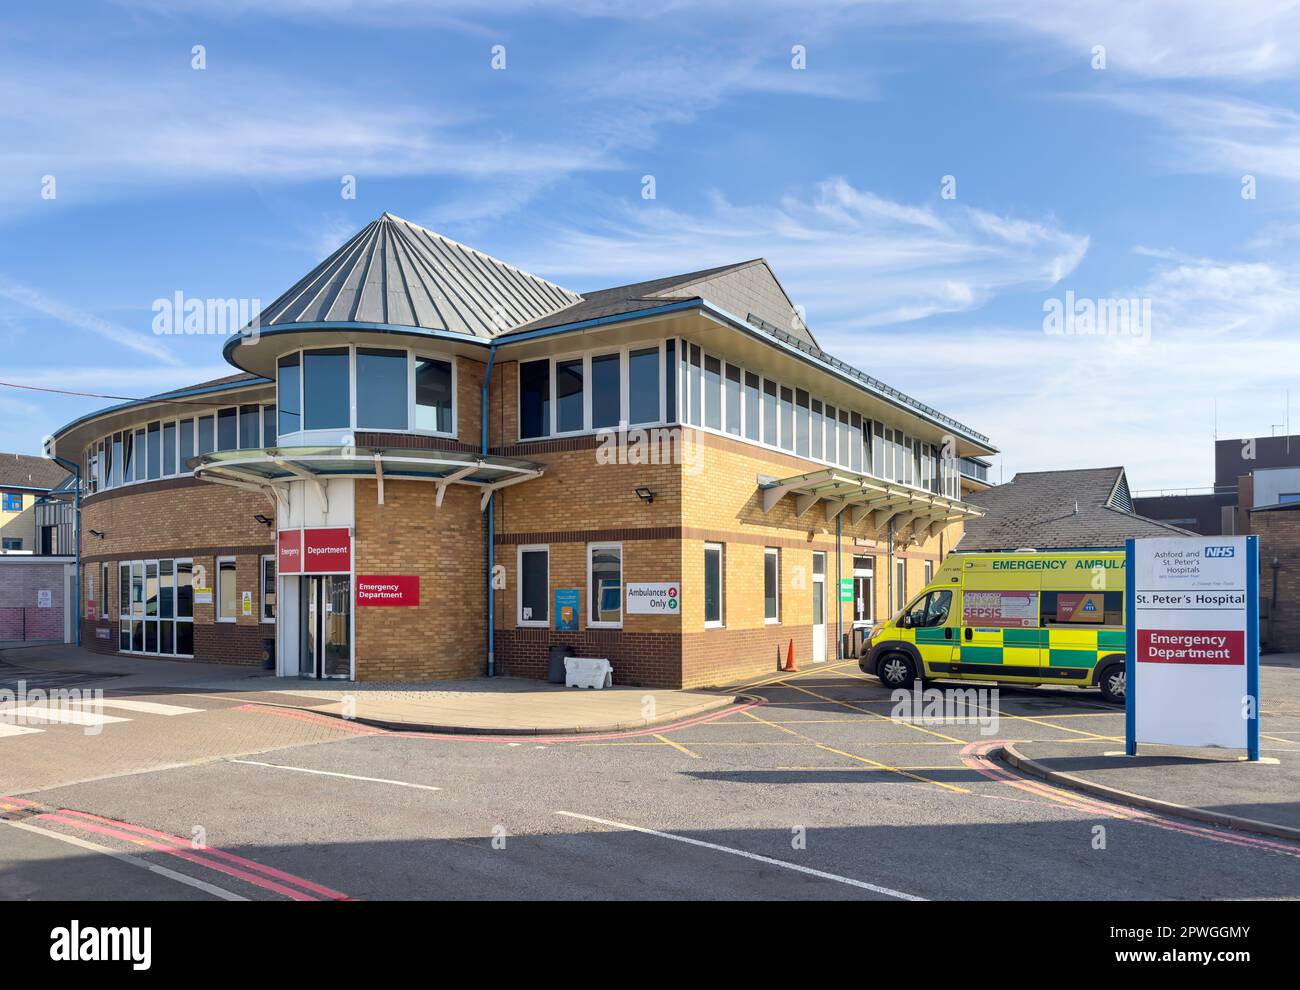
[4, 1, 1300, 490]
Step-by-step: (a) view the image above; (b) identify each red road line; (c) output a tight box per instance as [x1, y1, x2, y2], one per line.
[961, 740, 1300, 859]
[233, 697, 764, 744]
[55, 808, 350, 901]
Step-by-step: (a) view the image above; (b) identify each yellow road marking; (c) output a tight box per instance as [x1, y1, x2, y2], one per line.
[775, 681, 967, 743]
[653, 734, 701, 759]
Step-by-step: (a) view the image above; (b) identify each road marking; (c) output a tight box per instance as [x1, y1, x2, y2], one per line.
[0, 723, 42, 738]
[228, 759, 441, 791]
[82, 698, 204, 716]
[774, 681, 967, 743]
[653, 734, 701, 759]
[556, 810, 924, 901]
[3, 819, 247, 901]
[0, 704, 130, 727]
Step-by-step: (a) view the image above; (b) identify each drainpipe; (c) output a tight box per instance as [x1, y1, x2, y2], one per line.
[836, 511, 843, 660]
[482, 343, 497, 677]
[50, 454, 81, 648]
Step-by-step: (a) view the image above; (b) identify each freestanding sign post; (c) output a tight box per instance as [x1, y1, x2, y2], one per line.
[1125, 535, 1260, 760]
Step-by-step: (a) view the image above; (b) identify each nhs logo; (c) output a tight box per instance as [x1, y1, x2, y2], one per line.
[1205, 546, 1235, 558]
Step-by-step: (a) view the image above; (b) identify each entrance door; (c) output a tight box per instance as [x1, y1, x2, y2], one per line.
[811, 552, 827, 663]
[852, 555, 874, 628]
[298, 575, 352, 678]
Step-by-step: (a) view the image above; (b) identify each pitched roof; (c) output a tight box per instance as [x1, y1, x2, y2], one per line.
[257, 213, 582, 338]
[957, 466, 1192, 551]
[502, 257, 818, 347]
[0, 452, 70, 491]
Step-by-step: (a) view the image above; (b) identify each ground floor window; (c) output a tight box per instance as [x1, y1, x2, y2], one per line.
[2, 538, 22, 550]
[853, 555, 873, 626]
[118, 557, 193, 657]
[261, 555, 276, 622]
[217, 557, 237, 622]
[518, 545, 549, 626]
[895, 559, 907, 613]
[588, 543, 622, 627]
[763, 547, 780, 623]
[704, 543, 724, 627]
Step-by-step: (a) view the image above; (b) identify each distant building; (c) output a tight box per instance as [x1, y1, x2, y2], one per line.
[1250, 501, 1300, 652]
[956, 466, 1191, 552]
[1134, 433, 1300, 536]
[0, 453, 71, 555]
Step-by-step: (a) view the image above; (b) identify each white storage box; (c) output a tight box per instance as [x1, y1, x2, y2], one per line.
[565, 657, 612, 689]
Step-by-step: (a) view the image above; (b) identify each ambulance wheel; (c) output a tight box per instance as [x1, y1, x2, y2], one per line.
[876, 652, 918, 689]
[1097, 661, 1126, 705]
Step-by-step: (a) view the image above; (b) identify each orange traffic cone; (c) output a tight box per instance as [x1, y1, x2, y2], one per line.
[782, 638, 797, 672]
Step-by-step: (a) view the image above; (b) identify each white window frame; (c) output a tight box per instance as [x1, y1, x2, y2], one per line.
[516, 544, 550, 628]
[763, 547, 781, 624]
[260, 554, 276, 624]
[586, 541, 623, 629]
[704, 542, 725, 628]
[216, 556, 237, 623]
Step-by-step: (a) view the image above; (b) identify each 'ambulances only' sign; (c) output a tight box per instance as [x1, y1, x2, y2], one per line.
[1126, 535, 1259, 758]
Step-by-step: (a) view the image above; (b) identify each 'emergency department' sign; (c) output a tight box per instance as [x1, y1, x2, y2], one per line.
[1127, 536, 1259, 758]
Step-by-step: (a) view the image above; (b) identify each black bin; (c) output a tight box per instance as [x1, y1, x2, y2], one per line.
[548, 644, 574, 684]
[261, 637, 276, 671]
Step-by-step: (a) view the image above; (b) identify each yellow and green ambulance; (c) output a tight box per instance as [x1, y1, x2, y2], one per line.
[860, 551, 1128, 703]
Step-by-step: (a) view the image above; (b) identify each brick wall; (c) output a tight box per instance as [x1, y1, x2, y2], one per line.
[1255, 509, 1300, 651]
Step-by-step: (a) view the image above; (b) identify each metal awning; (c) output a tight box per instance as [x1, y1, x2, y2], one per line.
[187, 446, 543, 512]
[759, 468, 984, 542]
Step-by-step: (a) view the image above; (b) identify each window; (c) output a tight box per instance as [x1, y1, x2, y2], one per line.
[162, 421, 177, 475]
[779, 387, 794, 451]
[263, 406, 276, 448]
[664, 339, 677, 421]
[146, 422, 161, 480]
[703, 355, 722, 430]
[588, 543, 622, 627]
[903, 590, 952, 629]
[261, 555, 276, 622]
[356, 347, 408, 430]
[924, 560, 933, 584]
[1, 492, 20, 512]
[743, 372, 760, 441]
[518, 546, 549, 627]
[704, 543, 724, 627]
[277, 353, 301, 435]
[823, 405, 836, 464]
[1040, 591, 1123, 627]
[197, 415, 215, 455]
[763, 548, 780, 623]
[850, 413, 862, 472]
[239, 404, 261, 449]
[762, 380, 778, 446]
[111, 433, 123, 487]
[179, 419, 194, 466]
[556, 357, 585, 433]
[628, 347, 660, 425]
[795, 390, 810, 457]
[2, 538, 21, 550]
[101, 562, 110, 616]
[838, 409, 850, 466]
[216, 408, 237, 451]
[117, 558, 193, 657]
[303, 348, 350, 430]
[686, 345, 702, 425]
[811, 400, 824, 459]
[519, 359, 551, 439]
[591, 352, 621, 429]
[414, 356, 454, 434]
[217, 557, 237, 622]
[724, 364, 742, 435]
[895, 559, 907, 613]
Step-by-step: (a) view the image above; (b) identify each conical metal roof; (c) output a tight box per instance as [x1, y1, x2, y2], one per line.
[258, 212, 582, 338]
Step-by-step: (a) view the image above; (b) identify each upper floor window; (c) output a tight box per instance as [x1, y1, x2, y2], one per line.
[356, 348, 408, 429]
[303, 347, 350, 431]
[517, 343, 669, 440]
[1, 492, 21, 512]
[415, 357, 453, 433]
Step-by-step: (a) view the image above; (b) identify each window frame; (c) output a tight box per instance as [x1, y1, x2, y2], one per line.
[763, 547, 781, 624]
[216, 556, 238, 623]
[516, 544, 551, 628]
[703, 542, 725, 628]
[260, 554, 277, 624]
[586, 541, 624, 629]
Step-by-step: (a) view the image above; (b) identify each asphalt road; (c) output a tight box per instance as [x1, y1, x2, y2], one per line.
[2, 655, 1298, 901]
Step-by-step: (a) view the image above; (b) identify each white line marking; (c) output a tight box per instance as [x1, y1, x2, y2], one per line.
[228, 759, 441, 791]
[555, 810, 925, 901]
[0, 705, 130, 727]
[80, 699, 204, 716]
[0, 723, 42, 738]
[4, 820, 247, 901]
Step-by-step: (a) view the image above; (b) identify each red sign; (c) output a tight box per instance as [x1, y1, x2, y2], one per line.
[1137, 629, 1244, 666]
[278, 529, 302, 575]
[302, 527, 352, 573]
[356, 576, 420, 607]
[86, 599, 97, 621]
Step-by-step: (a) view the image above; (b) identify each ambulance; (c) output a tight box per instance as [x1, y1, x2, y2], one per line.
[860, 550, 1128, 703]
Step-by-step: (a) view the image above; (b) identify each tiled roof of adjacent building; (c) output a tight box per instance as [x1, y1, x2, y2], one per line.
[0, 452, 70, 491]
[957, 466, 1192, 551]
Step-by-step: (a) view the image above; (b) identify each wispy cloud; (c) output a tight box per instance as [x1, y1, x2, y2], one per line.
[510, 178, 1088, 330]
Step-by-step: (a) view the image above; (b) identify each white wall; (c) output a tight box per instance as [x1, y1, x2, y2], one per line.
[1252, 467, 1300, 508]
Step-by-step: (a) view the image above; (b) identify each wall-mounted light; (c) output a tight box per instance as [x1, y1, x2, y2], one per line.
[88, 529, 104, 539]
[634, 487, 656, 504]
[254, 514, 273, 527]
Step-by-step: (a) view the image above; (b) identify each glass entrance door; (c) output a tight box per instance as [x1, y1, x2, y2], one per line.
[298, 575, 351, 678]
